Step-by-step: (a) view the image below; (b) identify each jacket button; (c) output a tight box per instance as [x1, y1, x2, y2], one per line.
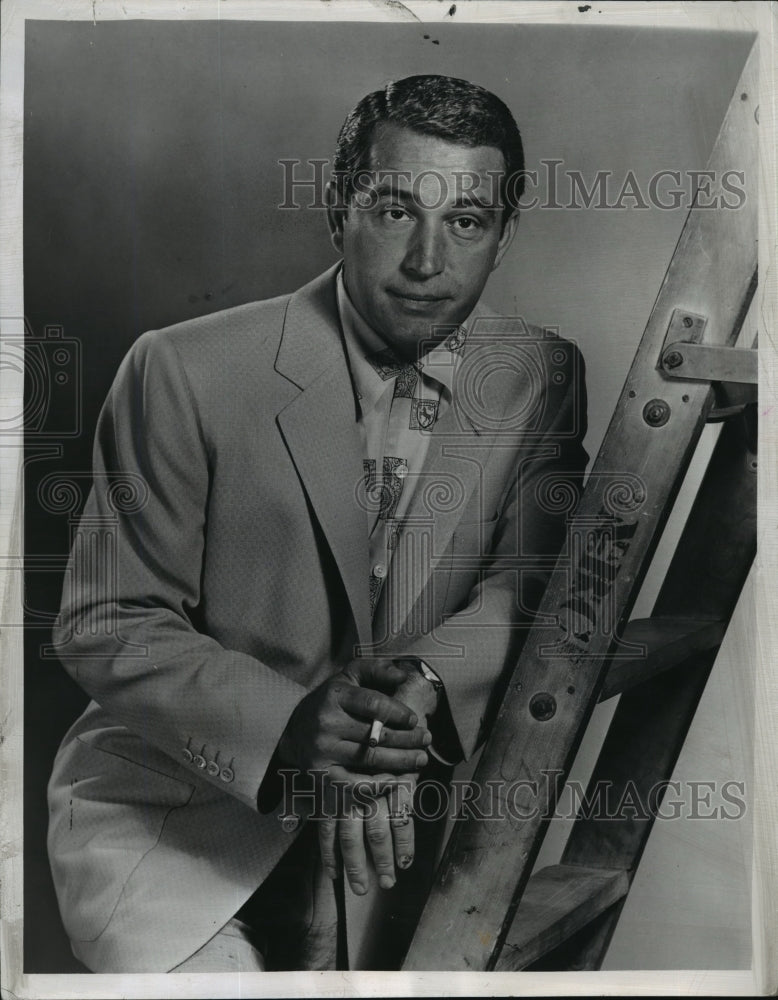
[193, 755, 206, 769]
[206, 761, 219, 776]
[182, 748, 193, 763]
[281, 814, 300, 833]
[220, 767, 234, 783]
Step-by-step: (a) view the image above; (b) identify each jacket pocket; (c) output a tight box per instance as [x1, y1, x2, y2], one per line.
[49, 735, 195, 942]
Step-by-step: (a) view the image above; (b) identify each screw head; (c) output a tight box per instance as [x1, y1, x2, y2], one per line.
[682, 315, 694, 328]
[663, 350, 683, 369]
[529, 692, 557, 721]
[643, 398, 671, 427]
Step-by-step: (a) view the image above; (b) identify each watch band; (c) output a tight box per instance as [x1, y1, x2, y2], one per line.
[415, 658, 444, 692]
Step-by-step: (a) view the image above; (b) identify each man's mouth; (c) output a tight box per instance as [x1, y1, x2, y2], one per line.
[387, 289, 450, 305]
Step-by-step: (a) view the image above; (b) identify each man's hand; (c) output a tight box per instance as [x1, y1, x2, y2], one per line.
[318, 774, 416, 893]
[276, 658, 431, 781]
[318, 659, 441, 895]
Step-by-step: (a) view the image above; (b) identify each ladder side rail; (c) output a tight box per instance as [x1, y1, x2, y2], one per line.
[494, 401, 756, 972]
[546, 408, 757, 971]
[496, 308, 757, 972]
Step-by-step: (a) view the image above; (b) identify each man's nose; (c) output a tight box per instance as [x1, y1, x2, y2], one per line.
[402, 221, 445, 280]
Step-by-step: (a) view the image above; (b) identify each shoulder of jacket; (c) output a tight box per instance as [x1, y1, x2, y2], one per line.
[145, 293, 292, 357]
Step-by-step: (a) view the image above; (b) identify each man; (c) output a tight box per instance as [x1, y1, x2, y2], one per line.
[47, 74, 587, 973]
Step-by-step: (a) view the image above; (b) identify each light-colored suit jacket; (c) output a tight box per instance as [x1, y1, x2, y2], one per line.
[47, 263, 588, 972]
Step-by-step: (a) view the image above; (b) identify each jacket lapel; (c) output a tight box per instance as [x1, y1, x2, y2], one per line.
[275, 265, 373, 648]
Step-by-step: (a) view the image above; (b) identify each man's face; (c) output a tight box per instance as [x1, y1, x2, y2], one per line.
[328, 123, 518, 361]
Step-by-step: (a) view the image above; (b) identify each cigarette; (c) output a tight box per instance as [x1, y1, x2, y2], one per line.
[369, 719, 383, 748]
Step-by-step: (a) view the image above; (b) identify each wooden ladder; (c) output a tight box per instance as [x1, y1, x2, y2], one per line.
[402, 41, 758, 973]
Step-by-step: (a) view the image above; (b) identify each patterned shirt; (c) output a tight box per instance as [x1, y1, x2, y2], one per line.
[336, 268, 473, 616]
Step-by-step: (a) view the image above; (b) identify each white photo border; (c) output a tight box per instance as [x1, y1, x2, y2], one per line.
[1, 1, 775, 997]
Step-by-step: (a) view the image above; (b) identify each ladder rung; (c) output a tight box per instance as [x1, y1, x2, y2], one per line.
[495, 864, 629, 970]
[599, 617, 726, 701]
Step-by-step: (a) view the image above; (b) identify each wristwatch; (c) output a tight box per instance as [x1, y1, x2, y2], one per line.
[400, 658, 457, 764]
[414, 658, 444, 693]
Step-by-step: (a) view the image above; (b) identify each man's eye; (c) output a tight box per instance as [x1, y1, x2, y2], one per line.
[383, 207, 411, 222]
[452, 216, 481, 233]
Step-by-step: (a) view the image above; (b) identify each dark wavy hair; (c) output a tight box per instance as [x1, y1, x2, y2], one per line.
[332, 75, 525, 228]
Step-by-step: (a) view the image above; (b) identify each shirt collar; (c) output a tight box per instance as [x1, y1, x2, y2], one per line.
[336, 266, 481, 416]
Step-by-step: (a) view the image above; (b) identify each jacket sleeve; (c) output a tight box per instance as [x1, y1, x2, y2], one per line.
[53, 329, 309, 811]
[394, 343, 589, 761]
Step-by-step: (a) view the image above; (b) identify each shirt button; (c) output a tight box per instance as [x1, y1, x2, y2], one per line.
[193, 754, 206, 769]
[182, 748, 193, 763]
[220, 767, 234, 783]
[373, 563, 387, 579]
[206, 761, 219, 777]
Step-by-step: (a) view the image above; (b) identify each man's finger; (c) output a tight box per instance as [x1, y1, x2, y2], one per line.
[343, 658, 408, 691]
[317, 815, 339, 881]
[388, 778, 416, 872]
[338, 805, 369, 896]
[364, 795, 396, 890]
[333, 739, 428, 774]
[325, 717, 431, 749]
[375, 725, 432, 750]
[337, 685, 418, 729]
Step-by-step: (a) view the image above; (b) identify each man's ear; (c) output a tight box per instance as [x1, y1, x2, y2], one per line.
[325, 180, 346, 255]
[491, 211, 520, 271]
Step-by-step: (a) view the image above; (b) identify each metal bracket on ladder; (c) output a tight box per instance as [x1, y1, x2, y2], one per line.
[658, 307, 757, 417]
[661, 340, 757, 384]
